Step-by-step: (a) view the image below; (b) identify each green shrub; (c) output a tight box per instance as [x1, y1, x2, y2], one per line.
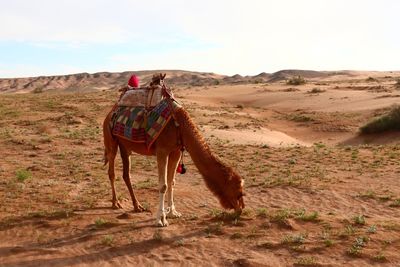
[360, 105, 400, 134]
[15, 169, 32, 182]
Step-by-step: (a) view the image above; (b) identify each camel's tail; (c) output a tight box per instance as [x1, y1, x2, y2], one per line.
[103, 110, 118, 166]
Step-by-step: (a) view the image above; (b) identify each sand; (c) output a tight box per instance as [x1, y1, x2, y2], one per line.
[0, 71, 400, 266]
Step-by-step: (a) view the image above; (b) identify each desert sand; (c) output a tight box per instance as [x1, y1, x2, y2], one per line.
[0, 70, 399, 266]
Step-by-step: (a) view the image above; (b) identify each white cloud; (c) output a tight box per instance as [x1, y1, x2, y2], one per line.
[1, 0, 400, 76]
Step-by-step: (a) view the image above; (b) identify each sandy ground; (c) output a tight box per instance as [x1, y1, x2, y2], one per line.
[0, 73, 400, 266]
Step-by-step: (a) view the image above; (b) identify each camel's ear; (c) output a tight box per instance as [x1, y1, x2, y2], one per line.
[162, 73, 166, 79]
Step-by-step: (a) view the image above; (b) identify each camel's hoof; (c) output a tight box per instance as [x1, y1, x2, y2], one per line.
[166, 210, 182, 218]
[112, 201, 123, 209]
[133, 204, 145, 213]
[156, 219, 169, 227]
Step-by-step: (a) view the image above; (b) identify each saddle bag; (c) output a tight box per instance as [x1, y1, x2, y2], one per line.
[118, 86, 163, 108]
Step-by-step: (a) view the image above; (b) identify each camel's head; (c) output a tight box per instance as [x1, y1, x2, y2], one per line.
[222, 171, 245, 214]
[149, 73, 166, 87]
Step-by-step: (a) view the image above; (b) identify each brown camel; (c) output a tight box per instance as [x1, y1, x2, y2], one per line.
[103, 75, 245, 227]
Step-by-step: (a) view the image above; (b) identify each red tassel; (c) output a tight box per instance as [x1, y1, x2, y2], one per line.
[176, 163, 187, 174]
[176, 148, 186, 174]
[176, 164, 182, 173]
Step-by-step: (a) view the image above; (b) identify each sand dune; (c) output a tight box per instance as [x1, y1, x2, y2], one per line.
[202, 125, 310, 147]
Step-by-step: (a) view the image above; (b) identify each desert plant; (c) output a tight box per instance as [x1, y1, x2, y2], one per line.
[373, 251, 387, 262]
[270, 209, 291, 224]
[347, 236, 369, 256]
[15, 169, 32, 182]
[294, 256, 318, 266]
[101, 235, 114, 246]
[32, 87, 44, 94]
[286, 76, 306, 85]
[307, 88, 325, 94]
[205, 222, 224, 236]
[153, 229, 163, 241]
[281, 233, 307, 245]
[174, 238, 185, 246]
[360, 105, 400, 134]
[134, 178, 157, 189]
[324, 238, 334, 247]
[235, 104, 244, 109]
[256, 208, 268, 218]
[95, 218, 108, 227]
[287, 114, 314, 122]
[230, 232, 244, 239]
[296, 210, 319, 222]
[339, 224, 355, 238]
[352, 215, 366, 225]
[390, 199, 400, 207]
[367, 225, 377, 233]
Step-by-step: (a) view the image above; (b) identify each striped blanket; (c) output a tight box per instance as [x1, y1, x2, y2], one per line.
[111, 99, 181, 148]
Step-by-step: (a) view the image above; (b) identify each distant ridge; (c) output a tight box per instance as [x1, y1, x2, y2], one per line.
[0, 69, 376, 93]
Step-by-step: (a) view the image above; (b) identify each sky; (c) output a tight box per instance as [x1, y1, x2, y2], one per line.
[0, 0, 399, 78]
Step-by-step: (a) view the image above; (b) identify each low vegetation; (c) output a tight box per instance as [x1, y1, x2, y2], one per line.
[360, 105, 400, 134]
[15, 169, 32, 182]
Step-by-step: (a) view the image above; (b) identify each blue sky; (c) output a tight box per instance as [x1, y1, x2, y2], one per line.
[0, 0, 399, 78]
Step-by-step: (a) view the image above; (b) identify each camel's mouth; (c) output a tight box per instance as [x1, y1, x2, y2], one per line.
[233, 196, 245, 214]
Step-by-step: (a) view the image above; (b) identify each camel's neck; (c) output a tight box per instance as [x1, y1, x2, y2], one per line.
[175, 110, 214, 170]
[174, 109, 229, 187]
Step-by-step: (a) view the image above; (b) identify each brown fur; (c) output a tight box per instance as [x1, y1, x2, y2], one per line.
[103, 104, 245, 212]
[103, 109, 244, 214]
[174, 108, 245, 209]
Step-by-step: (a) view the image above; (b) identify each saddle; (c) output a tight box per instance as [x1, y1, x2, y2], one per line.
[111, 98, 182, 148]
[111, 73, 181, 148]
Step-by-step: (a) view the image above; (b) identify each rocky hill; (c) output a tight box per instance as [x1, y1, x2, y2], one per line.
[0, 69, 354, 93]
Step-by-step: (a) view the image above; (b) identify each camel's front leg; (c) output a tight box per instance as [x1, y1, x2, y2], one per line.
[166, 149, 182, 218]
[156, 151, 168, 227]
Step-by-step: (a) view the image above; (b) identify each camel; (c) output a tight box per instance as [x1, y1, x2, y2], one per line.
[103, 74, 245, 227]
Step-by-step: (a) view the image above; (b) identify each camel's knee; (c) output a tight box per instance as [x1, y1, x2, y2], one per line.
[159, 184, 167, 194]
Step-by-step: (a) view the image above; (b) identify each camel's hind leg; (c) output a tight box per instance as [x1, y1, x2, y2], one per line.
[166, 149, 181, 218]
[107, 148, 122, 209]
[119, 145, 144, 212]
[103, 117, 122, 209]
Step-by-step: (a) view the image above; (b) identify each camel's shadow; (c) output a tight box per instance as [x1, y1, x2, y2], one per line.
[0, 206, 207, 267]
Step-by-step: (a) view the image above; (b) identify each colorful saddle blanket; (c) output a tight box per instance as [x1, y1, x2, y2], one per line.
[111, 99, 181, 148]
